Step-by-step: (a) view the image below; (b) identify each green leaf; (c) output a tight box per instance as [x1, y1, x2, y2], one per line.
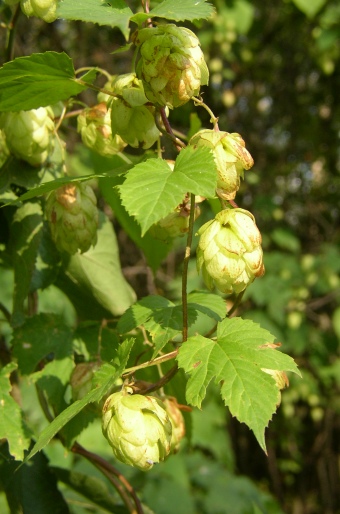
[177, 317, 300, 451]
[64, 211, 136, 316]
[130, 0, 215, 23]
[0, 363, 31, 460]
[291, 0, 326, 18]
[56, 0, 132, 39]
[25, 338, 134, 462]
[119, 147, 217, 235]
[9, 202, 44, 327]
[0, 450, 70, 514]
[99, 176, 172, 271]
[187, 291, 226, 322]
[11, 313, 74, 375]
[0, 52, 88, 111]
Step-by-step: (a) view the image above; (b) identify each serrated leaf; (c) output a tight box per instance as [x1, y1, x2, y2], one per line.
[130, 0, 214, 23]
[0, 52, 88, 111]
[57, 0, 132, 39]
[177, 317, 300, 451]
[0, 363, 31, 460]
[11, 313, 74, 374]
[187, 291, 226, 321]
[117, 295, 173, 333]
[64, 211, 136, 316]
[25, 338, 134, 462]
[9, 202, 44, 327]
[119, 147, 217, 235]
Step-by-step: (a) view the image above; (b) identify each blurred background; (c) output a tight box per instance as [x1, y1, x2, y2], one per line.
[1, 0, 339, 513]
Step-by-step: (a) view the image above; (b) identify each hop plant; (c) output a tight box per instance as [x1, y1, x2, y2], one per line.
[77, 103, 126, 157]
[109, 73, 161, 149]
[135, 24, 209, 109]
[45, 182, 98, 255]
[163, 398, 186, 453]
[20, 0, 57, 23]
[70, 363, 98, 402]
[102, 391, 172, 471]
[0, 130, 9, 167]
[197, 208, 265, 294]
[0, 107, 55, 166]
[189, 129, 254, 200]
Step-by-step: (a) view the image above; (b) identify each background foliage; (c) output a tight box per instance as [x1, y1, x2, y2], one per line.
[0, 0, 339, 513]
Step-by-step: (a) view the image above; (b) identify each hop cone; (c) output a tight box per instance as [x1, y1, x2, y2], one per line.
[197, 208, 265, 294]
[109, 73, 161, 149]
[20, 0, 57, 23]
[0, 107, 55, 166]
[45, 182, 98, 255]
[262, 368, 289, 407]
[189, 129, 254, 200]
[102, 391, 172, 471]
[77, 103, 126, 157]
[163, 398, 185, 453]
[135, 24, 209, 109]
[149, 199, 201, 242]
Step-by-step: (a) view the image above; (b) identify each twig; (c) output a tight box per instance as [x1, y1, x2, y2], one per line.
[182, 193, 196, 342]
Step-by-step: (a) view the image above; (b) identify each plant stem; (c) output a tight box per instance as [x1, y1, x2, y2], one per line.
[4, 4, 20, 63]
[139, 364, 179, 395]
[181, 193, 196, 342]
[192, 96, 219, 130]
[123, 349, 178, 376]
[228, 290, 245, 317]
[72, 442, 143, 514]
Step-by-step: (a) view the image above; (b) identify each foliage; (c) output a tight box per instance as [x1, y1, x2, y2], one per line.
[0, 0, 339, 513]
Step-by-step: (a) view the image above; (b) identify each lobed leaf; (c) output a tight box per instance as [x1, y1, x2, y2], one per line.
[0, 52, 87, 111]
[177, 317, 300, 451]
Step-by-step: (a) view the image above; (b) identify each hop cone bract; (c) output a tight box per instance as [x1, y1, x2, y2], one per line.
[102, 391, 172, 471]
[135, 24, 209, 109]
[197, 208, 265, 294]
[163, 398, 185, 453]
[0, 107, 55, 166]
[77, 103, 126, 157]
[45, 182, 98, 255]
[20, 0, 57, 23]
[189, 129, 254, 200]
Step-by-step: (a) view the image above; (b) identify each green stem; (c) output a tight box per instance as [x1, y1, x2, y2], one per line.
[138, 364, 179, 395]
[192, 96, 219, 130]
[123, 349, 178, 376]
[75, 66, 112, 82]
[228, 290, 245, 317]
[4, 4, 20, 63]
[75, 79, 119, 99]
[182, 193, 196, 342]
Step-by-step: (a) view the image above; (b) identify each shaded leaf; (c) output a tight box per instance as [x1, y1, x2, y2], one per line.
[64, 211, 136, 316]
[291, 0, 326, 18]
[130, 0, 215, 23]
[187, 291, 226, 321]
[0, 363, 31, 460]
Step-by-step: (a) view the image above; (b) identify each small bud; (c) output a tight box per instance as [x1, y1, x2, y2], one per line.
[196, 208, 265, 294]
[0, 107, 55, 166]
[77, 103, 126, 157]
[135, 24, 209, 109]
[102, 391, 172, 471]
[189, 129, 254, 200]
[20, 0, 57, 23]
[45, 182, 98, 255]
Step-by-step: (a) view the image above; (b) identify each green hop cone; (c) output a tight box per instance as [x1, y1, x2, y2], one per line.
[189, 129, 254, 200]
[0, 107, 55, 166]
[135, 24, 209, 109]
[109, 73, 161, 149]
[20, 0, 57, 23]
[77, 103, 126, 157]
[149, 196, 201, 242]
[45, 182, 98, 255]
[163, 398, 186, 453]
[102, 391, 172, 471]
[197, 208, 265, 294]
